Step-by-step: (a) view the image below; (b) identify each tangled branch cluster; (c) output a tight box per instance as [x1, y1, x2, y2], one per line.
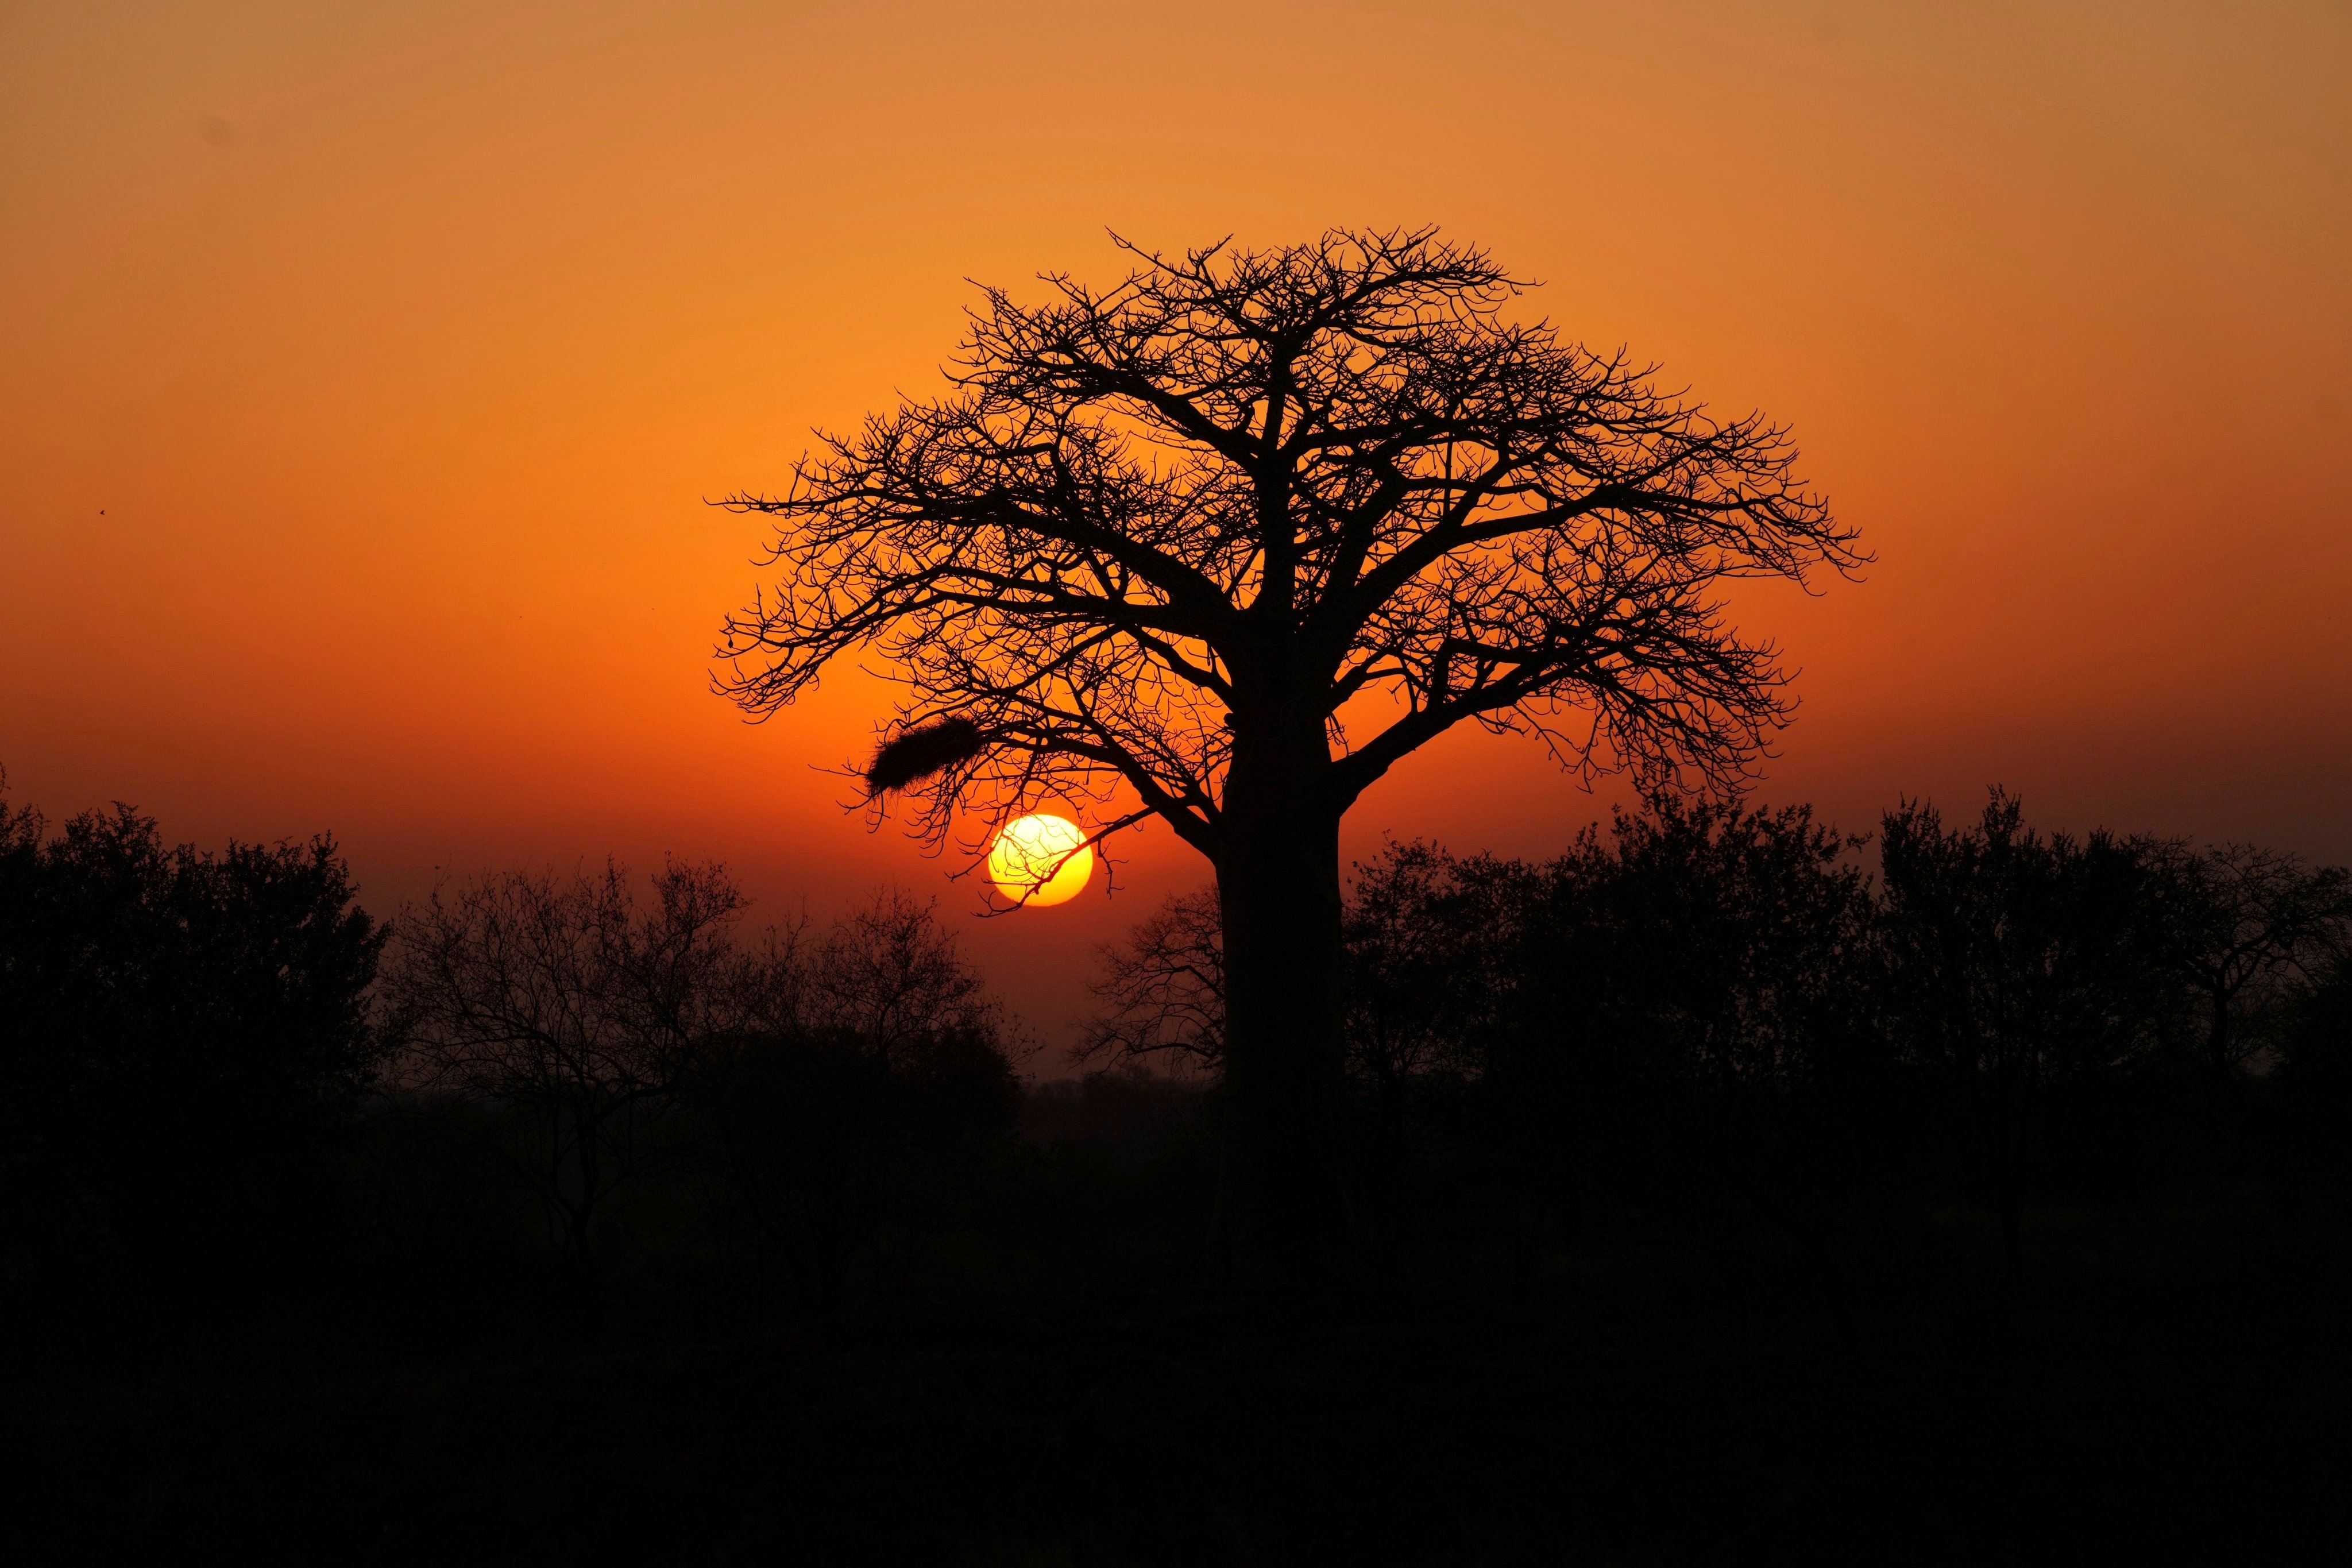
[716, 227, 1864, 871]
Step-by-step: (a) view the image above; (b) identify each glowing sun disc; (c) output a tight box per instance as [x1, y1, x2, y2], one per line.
[988, 813, 1093, 907]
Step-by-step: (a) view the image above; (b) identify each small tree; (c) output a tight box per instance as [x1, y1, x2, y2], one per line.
[386, 860, 747, 1254]
[716, 227, 1863, 1249]
[690, 889, 1019, 1308]
[1519, 800, 1877, 1094]
[2170, 844, 2351, 1077]
[1875, 793, 2190, 1275]
[0, 784, 384, 1280]
[1082, 886, 1226, 1075]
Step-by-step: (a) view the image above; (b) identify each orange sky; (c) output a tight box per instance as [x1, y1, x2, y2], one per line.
[5, 1, 2347, 1053]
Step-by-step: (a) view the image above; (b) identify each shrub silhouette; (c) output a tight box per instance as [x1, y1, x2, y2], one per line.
[1, 789, 384, 1289]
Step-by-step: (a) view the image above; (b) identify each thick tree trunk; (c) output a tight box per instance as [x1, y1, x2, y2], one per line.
[1215, 788, 1354, 1283]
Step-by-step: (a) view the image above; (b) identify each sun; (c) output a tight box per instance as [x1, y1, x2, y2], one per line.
[988, 813, 1094, 907]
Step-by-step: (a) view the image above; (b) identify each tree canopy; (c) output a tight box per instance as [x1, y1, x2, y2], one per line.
[716, 227, 1866, 872]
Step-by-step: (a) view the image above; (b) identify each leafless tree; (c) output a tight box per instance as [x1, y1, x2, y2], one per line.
[1080, 886, 1225, 1075]
[688, 887, 1020, 1308]
[385, 860, 748, 1254]
[809, 887, 1018, 1069]
[2172, 844, 2352, 1075]
[715, 227, 1864, 1244]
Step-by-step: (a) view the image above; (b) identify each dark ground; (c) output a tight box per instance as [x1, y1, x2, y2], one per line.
[14, 1185, 2342, 1565]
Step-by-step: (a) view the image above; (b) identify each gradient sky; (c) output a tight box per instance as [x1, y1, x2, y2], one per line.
[5, 1, 2347, 1055]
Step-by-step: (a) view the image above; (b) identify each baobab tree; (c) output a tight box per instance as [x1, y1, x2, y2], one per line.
[715, 227, 1864, 1255]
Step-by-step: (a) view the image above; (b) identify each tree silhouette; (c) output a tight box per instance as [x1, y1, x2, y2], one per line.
[1876, 793, 2191, 1277]
[1080, 885, 1225, 1074]
[686, 888, 1021, 1310]
[2170, 844, 2351, 1077]
[716, 227, 1863, 1253]
[386, 860, 749, 1255]
[0, 785, 384, 1282]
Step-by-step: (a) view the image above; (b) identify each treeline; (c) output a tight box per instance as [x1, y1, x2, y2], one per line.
[2, 785, 1028, 1330]
[5, 781, 2348, 1337]
[382, 867, 1020, 1314]
[1091, 794, 2352, 1273]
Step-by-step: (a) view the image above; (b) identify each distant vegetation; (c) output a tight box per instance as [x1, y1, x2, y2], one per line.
[1091, 792, 2352, 1276]
[5, 777, 2346, 1558]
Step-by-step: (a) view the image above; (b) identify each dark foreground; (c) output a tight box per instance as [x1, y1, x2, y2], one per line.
[9, 793, 2346, 1560]
[15, 1187, 2342, 1565]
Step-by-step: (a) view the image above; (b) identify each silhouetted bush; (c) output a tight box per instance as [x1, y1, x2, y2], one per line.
[677, 889, 1022, 1311]
[1874, 791, 2210, 1268]
[0, 791, 383, 1295]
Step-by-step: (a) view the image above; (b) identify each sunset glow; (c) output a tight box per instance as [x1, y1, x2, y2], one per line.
[2, 1, 2345, 1044]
